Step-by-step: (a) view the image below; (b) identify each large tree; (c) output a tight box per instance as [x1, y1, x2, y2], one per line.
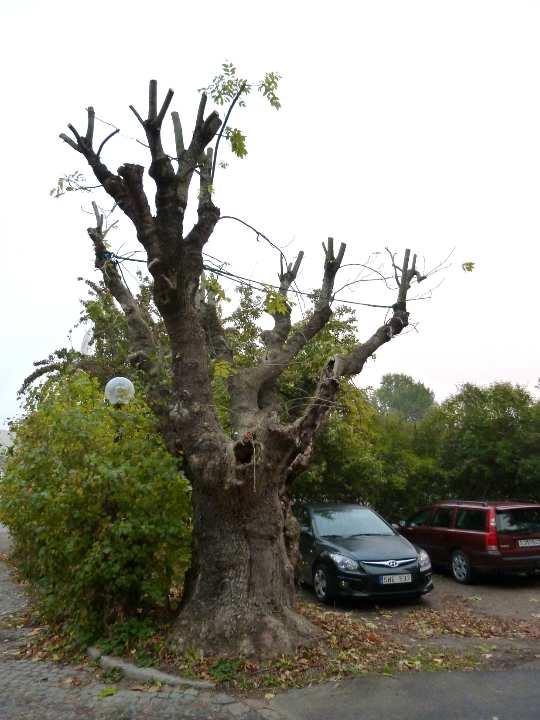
[58, 77, 426, 657]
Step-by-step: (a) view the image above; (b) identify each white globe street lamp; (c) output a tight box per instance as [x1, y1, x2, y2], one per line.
[104, 377, 135, 406]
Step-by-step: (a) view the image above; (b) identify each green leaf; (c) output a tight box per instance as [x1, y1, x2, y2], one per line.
[98, 687, 118, 699]
[264, 289, 289, 316]
[213, 360, 233, 380]
[226, 128, 247, 158]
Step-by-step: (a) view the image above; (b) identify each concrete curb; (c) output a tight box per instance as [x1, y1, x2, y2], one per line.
[87, 646, 215, 689]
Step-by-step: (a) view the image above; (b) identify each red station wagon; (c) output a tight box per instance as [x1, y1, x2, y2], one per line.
[399, 500, 540, 583]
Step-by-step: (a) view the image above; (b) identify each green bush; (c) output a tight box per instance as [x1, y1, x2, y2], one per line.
[0, 372, 191, 643]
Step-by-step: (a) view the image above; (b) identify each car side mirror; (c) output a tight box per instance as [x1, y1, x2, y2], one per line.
[300, 525, 312, 535]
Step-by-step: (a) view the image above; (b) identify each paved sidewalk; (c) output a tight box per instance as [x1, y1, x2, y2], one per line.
[0, 525, 276, 720]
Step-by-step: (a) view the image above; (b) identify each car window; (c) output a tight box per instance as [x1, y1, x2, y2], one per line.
[455, 509, 487, 532]
[430, 507, 453, 528]
[312, 507, 394, 537]
[406, 509, 432, 527]
[496, 508, 540, 535]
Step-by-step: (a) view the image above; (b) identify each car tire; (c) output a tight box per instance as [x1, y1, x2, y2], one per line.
[451, 549, 474, 584]
[313, 564, 336, 604]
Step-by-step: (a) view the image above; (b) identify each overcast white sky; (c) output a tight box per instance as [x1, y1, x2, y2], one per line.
[1, 0, 539, 425]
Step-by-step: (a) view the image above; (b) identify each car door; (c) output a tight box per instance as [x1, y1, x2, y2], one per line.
[401, 508, 434, 553]
[454, 508, 488, 564]
[426, 506, 456, 563]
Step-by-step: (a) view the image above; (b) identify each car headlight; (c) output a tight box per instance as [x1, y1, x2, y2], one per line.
[418, 549, 431, 572]
[328, 552, 359, 572]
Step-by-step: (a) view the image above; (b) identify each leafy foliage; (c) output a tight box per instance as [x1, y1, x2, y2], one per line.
[418, 382, 540, 502]
[19, 276, 540, 539]
[374, 373, 435, 422]
[49, 171, 92, 198]
[200, 62, 281, 161]
[0, 372, 191, 644]
[225, 127, 248, 158]
[202, 62, 281, 109]
[279, 304, 359, 419]
[264, 288, 289, 317]
[224, 286, 264, 368]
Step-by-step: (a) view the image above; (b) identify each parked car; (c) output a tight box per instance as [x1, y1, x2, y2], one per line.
[398, 500, 540, 583]
[294, 503, 433, 603]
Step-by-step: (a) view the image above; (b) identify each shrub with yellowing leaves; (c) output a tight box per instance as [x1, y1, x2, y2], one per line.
[0, 371, 191, 643]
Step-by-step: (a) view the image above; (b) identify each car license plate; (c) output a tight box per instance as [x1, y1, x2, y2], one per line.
[380, 573, 412, 584]
[518, 538, 540, 547]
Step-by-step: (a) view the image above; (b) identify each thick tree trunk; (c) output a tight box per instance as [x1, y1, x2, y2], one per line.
[170, 472, 316, 657]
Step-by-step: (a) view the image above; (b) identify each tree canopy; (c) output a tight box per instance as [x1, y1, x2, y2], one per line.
[374, 372, 435, 422]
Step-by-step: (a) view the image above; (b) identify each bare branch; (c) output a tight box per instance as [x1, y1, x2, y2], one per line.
[97, 128, 120, 158]
[157, 88, 175, 126]
[85, 106, 95, 143]
[129, 104, 144, 125]
[196, 92, 208, 130]
[177, 93, 222, 211]
[60, 107, 152, 238]
[229, 238, 347, 432]
[87, 207, 158, 374]
[171, 111, 184, 157]
[261, 251, 305, 352]
[290, 248, 417, 456]
[129, 80, 177, 229]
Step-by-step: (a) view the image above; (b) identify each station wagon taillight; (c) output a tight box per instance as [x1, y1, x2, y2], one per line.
[486, 508, 498, 551]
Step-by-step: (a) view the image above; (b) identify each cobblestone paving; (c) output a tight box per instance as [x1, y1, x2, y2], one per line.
[0, 526, 279, 720]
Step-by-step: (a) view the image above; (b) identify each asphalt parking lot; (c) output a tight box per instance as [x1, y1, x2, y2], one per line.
[300, 568, 540, 624]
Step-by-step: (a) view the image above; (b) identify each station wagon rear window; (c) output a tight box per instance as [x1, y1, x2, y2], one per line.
[496, 508, 540, 535]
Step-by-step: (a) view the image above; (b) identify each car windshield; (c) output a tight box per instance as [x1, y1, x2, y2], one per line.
[496, 508, 540, 535]
[312, 507, 394, 538]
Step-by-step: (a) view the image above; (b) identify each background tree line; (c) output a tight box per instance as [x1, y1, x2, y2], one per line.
[296, 373, 540, 519]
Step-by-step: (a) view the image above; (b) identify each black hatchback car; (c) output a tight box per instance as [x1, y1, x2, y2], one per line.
[295, 503, 433, 603]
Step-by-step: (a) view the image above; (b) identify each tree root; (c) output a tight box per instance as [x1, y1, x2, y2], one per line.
[168, 603, 320, 659]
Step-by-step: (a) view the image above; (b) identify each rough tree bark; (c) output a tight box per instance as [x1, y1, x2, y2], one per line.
[60, 81, 423, 657]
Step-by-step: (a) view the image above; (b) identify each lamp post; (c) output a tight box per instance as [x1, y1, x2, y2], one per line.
[104, 377, 135, 447]
[104, 377, 135, 407]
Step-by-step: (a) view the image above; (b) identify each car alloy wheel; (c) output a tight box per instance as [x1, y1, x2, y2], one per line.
[451, 549, 473, 584]
[313, 565, 334, 603]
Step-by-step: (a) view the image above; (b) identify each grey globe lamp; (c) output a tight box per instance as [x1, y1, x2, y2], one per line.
[104, 377, 135, 406]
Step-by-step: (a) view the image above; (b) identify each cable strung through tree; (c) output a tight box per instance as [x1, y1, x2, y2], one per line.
[102, 249, 398, 309]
